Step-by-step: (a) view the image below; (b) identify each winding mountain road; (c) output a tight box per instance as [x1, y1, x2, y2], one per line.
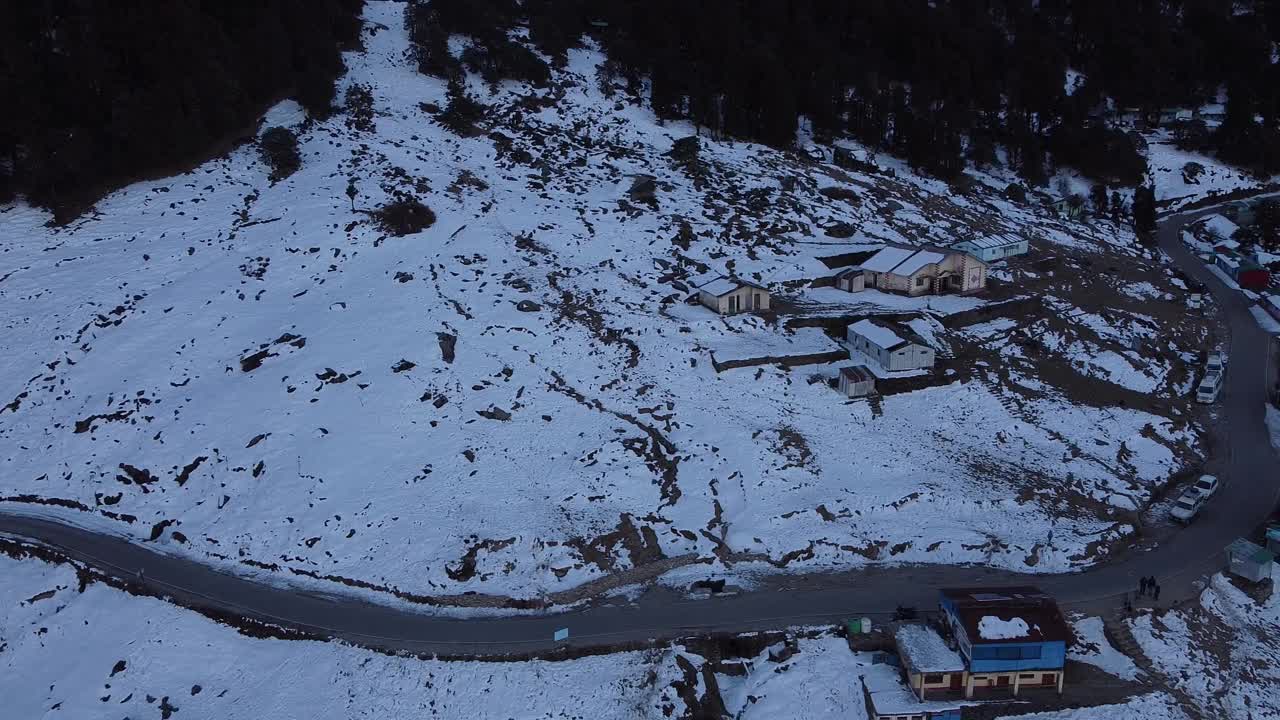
[2, 203, 1278, 657]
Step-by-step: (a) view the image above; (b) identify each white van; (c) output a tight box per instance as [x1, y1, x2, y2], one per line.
[1196, 372, 1222, 403]
[1170, 488, 1206, 523]
[1206, 352, 1225, 374]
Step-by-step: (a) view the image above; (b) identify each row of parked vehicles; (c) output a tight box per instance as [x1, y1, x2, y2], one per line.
[1171, 474, 1221, 523]
[1196, 352, 1225, 403]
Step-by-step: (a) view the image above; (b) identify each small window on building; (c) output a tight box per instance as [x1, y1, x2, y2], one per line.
[1020, 673, 1037, 680]
[924, 674, 943, 684]
[915, 277, 927, 287]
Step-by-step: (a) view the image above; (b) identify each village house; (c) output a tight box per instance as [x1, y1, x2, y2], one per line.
[1052, 197, 1086, 221]
[847, 319, 935, 372]
[1198, 213, 1240, 242]
[895, 623, 967, 700]
[1215, 249, 1270, 290]
[951, 233, 1029, 263]
[938, 587, 1070, 699]
[862, 664, 962, 720]
[695, 276, 770, 315]
[837, 364, 876, 398]
[837, 245, 987, 297]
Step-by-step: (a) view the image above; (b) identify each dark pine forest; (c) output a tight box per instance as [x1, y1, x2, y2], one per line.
[0, 0, 363, 214]
[4, 0, 1280, 216]
[411, 0, 1280, 187]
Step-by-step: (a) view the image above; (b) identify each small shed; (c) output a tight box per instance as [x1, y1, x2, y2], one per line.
[838, 365, 876, 398]
[834, 266, 866, 293]
[1267, 525, 1280, 555]
[1226, 538, 1275, 583]
[952, 233, 1030, 263]
[696, 276, 770, 315]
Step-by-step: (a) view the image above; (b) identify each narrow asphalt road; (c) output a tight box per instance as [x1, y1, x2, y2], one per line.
[2, 204, 1278, 657]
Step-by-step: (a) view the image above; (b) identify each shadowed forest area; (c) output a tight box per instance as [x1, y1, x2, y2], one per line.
[0, 0, 363, 217]
[3, 0, 1280, 219]
[412, 0, 1280, 186]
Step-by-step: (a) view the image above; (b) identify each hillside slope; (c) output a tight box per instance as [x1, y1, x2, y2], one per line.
[0, 2, 1209, 606]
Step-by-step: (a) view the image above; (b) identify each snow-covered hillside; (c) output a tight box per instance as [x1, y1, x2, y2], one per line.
[0, 2, 1209, 607]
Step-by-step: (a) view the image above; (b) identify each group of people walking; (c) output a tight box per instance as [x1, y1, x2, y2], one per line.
[1123, 576, 1162, 613]
[1138, 575, 1161, 601]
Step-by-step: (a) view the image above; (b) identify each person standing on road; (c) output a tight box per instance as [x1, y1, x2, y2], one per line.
[1153, 583, 1161, 601]
[1138, 577, 1146, 597]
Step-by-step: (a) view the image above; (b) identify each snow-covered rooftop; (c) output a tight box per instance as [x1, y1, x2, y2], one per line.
[894, 624, 965, 674]
[698, 276, 756, 296]
[1199, 214, 1239, 239]
[859, 246, 917, 273]
[891, 249, 945, 277]
[862, 665, 962, 716]
[978, 615, 1031, 640]
[849, 319, 912, 351]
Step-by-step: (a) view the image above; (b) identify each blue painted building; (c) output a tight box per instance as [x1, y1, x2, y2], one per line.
[938, 587, 1070, 698]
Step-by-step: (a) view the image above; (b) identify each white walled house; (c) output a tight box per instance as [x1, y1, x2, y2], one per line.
[952, 233, 1029, 262]
[847, 318, 935, 372]
[696, 276, 770, 314]
[837, 245, 986, 297]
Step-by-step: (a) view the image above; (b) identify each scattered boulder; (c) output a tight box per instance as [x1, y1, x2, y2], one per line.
[477, 407, 512, 421]
[437, 332, 456, 363]
[818, 186, 859, 204]
[391, 359, 416, 373]
[1182, 161, 1205, 184]
[515, 299, 542, 312]
[628, 174, 657, 206]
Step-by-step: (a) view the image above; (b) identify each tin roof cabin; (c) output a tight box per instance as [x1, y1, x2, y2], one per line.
[952, 233, 1030, 263]
[1226, 538, 1275, 583]
[695, 276, 770, 315]
[847, 319, 935, 373]
[938, 587, 1070, 698]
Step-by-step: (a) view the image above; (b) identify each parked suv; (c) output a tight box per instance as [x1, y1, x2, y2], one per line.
[1196, 372, 1222, 403]
[1192, 474, 1220, 498]
[1206, 352, 1225, 374]
[1171, 488, 1207, 523]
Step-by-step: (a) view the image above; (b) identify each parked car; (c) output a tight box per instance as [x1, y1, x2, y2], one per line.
[1206, 352, 1225, 373]
[1188, 293, 1203, 309]
[1192, 474, 1220, 498]
[1196, 372, 1222, 403]
[1171, 488, 1207, 523]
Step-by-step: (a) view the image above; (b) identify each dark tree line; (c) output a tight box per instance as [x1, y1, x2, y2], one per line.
[410, 0, 1280, 184]
[0, 0, 364, 215]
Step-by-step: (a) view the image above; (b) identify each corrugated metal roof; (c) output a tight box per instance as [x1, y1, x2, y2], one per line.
[840, 365, 874, 383]
[959, 234, 1024, 250]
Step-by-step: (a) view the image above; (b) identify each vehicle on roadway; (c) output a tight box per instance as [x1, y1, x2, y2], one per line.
[1196, 372, 1222, 403]
[1206, 352, 1225, 374]
[1171, 487, 1207, 523]
[1188, 293, 1203, 310]
[1192, 474, 1220, 499]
